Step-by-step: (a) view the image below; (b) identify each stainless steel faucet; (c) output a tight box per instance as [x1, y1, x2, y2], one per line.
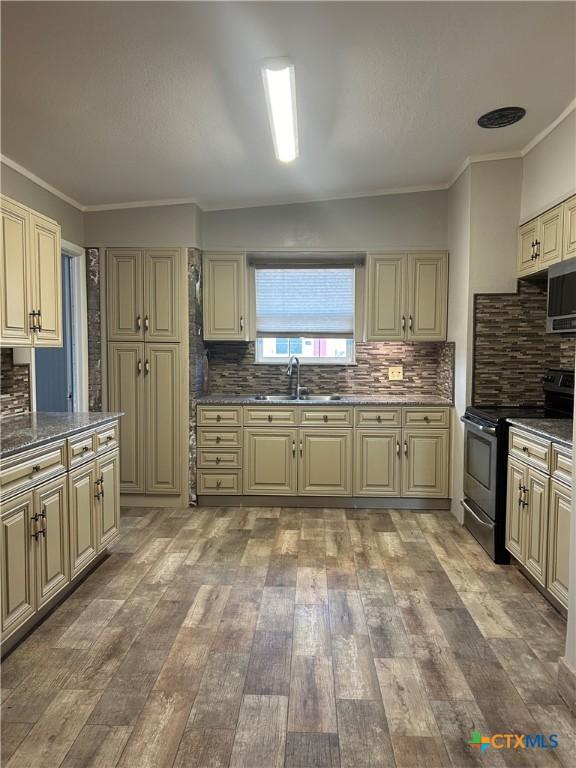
[286, 355, 302, 399]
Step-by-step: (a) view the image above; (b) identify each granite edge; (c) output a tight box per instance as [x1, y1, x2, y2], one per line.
[507, 418, 574, 449]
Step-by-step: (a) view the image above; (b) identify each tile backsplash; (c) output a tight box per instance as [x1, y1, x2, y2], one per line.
[1, 348, 31, 416]
[206, 340, 455, 402]
[473, 280, 574, 406]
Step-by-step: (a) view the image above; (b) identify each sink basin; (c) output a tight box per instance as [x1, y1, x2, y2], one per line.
[251, 394, 341, 402]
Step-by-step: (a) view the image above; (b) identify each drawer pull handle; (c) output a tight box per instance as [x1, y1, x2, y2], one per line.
[215, 456, 221, 464]
[216, 415, 222, 422]
[32, 464, 41, 473]
[82, 445, 90, 453]
[215, 436, 221, 443]
[268, 415, 273, 422]
[376, 415, 382, 423]
[522, 446, 529, 453]
[323, 414, 328, 422]
[423, 416, 430, 423]
[106, 435, 113, 441]
[216, 480, 222, 489]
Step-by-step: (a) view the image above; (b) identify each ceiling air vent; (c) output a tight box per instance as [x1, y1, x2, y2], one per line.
[477, 107, 526, 128]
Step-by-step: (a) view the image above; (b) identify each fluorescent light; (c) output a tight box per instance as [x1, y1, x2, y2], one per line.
[261, 58, 298, 163]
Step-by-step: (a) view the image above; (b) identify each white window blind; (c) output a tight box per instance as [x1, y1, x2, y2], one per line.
[255, 267, 355, 337]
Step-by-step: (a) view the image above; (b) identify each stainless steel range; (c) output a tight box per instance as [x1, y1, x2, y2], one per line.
[461, 369, 574, 563]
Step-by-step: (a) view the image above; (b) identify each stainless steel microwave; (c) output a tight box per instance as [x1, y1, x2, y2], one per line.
[547, 257, 576, 335]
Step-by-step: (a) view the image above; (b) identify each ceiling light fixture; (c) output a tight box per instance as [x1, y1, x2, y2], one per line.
[261, 58, 298, 163]
[477, 106, 526, 128]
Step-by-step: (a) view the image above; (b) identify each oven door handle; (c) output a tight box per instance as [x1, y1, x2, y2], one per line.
[461, 499, 493, 528]
[460, 416, 496, 436]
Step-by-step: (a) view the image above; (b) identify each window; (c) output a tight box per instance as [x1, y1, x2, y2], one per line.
[254, 265, 356, 364]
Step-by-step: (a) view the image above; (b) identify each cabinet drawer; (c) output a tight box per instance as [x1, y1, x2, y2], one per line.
[300, 407, 353, 427]
[244, 407, 298, 426]
[198, 448, 242, 469]
[197, 470, 241, 495]
[197, 406, 243, 427]
[197, 428, 242, 448]
[509, 429, 551, 472]
[0, 441, 66, 501]
[551, 444, 572, 487]
[95, 422, 119, 454]
[355, 407, 401, 428]
[68, 432, 96, 468]
[402, 407, 450, 428]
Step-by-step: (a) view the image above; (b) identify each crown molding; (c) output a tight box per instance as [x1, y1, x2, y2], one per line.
[83, 197, 200, 212]
[448, 151, 523, 188]
[0, 154, 85, 211]
[521, 97, 576, 156]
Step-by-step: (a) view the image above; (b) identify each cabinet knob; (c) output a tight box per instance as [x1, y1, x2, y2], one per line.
[215, 436, 221, 443]
[376, 415, 382, 423]
[268, 415, 273, 422]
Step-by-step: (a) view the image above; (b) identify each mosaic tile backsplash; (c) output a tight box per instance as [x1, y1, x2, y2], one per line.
[206, 341, 455, 402]
[1, 348, 31, 416]
[473, 280, 575, 406]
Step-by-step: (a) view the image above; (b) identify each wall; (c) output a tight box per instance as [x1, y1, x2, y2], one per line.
[206, 341, 454, 402]
[0, 349, 31, 415]
[1, 162, 84, 245]
[202, 190, 448, 251]
[84, 203, 202, 248]
[521, 110, 576, 222]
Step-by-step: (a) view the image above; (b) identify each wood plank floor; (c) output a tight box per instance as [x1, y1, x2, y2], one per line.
[2, 506, 575, 767]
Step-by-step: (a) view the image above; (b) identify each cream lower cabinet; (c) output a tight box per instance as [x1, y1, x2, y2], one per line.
[34, 476, 69, 609]
[0, 195, 62, 347]
[547, 480, 571, 607]
[244, 428, 298, 495]
[96, 451, 120, 550]
[402, 429, 450, 498]
[0, 492, 36, 640]
[69, 461, 98, 579]
[354, 429, 401, 496]
[299, 429, 353, 496]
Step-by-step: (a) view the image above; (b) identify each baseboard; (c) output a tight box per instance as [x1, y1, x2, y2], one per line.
[120, 492, 189, 508]
[558, 656, 576, 714]
[196, 495, 451, 510]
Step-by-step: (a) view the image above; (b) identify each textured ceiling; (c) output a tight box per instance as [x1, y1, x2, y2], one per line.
[2, 1, 575, 210]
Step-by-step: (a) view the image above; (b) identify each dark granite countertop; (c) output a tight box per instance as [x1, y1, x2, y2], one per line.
[507, 418, 574, 449]
[198, 395, 453, 407]
[0, 412, 123, 459]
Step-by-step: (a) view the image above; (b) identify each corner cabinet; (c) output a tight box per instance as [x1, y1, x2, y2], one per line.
[366, 252, 448, 342]
[0, 195, 62, 347]
[202, 253, 247, 341]
[517, 194, 575, 278]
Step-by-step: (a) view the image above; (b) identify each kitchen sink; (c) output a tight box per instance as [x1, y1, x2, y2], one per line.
[251, 394, 342, 402]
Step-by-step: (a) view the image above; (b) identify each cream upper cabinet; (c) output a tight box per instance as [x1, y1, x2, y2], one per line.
[107, 343, 145, 493]
[366, 254, 405, 340]
[299, 429, 352, 496]
[0, 197, 33, 345]
[517, 219, 540, 277]
[538, 205, 563, 269]
[202, 253, 247, 341]
[106, 248, 183, 342]
[30, 213, 62, 346]
[563, 195, 576, 260]
[106, 249, 144, 341]
[547, 479, 571, 608]
[0, 492, 36, 640]
[365, 252, 447, 342]
[145, 344, 181, 494]
[96, 450, 120, 550]
[34, 475, 69, 609]
[0, 195, 62, 347]
[505, 457, 525, 562]
[523, 466, 549, 587]
[354, 429, 401, 496]
[402, 428, 449, 498]
[244, 428, 298, 495]
[407, 253, 448, 341]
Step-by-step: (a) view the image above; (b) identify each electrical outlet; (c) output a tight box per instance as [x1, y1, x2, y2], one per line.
[388, 366, 404, 381]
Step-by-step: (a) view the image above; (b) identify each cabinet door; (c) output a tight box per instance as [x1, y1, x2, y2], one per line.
[203, 253, 246, 340]
[354, 429, 401, 496]
[505, 458, 525, 562]
[0, 492, 35, 640]
[107, 343, 145, 493]
[144, 249, 182, 342]
[406, 253, 448, 341]
[563, 195, 576, 260]
[106, 249, 144, 340]
[34, 475, 69, 609]
[96, 451, 120, 551]
[523, 467, 549, 587]
[145, 344, 181, 494]
[69, 462, 98, 578]
[244, 428, 298, 495]
[547, 480, 571, 608]
[366, 254, 406, 340]
[517, 219, 540, 277]
[299, 429, 352, 496]
[0, 196, 33, 346]
[538, 205, 563, 268]
[402, 429, 449, 498]
[30, 213, 62, 346]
